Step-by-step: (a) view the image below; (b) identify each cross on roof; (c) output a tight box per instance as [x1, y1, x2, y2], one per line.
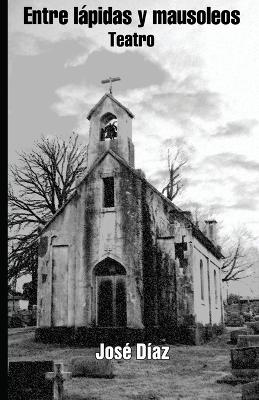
[101, 77, 121, 95]
[45, 362, 71, 400]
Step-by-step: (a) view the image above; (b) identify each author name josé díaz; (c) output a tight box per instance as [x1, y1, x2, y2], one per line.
[95, 343, 170, 360]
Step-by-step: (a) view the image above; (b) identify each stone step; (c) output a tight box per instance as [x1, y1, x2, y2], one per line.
[238, 336, 259, 348]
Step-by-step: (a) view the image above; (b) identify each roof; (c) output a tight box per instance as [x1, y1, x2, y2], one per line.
[87, 93, 134, 120]
[39, 149, 223, 260]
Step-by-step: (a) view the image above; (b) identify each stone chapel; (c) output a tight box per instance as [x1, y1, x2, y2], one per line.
[35, 90, 224, 345]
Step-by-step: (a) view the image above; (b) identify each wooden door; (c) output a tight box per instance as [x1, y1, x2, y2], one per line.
[97, 275, 126, 327]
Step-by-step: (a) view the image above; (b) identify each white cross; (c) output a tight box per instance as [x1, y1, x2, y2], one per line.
[45, 362, 71, 400]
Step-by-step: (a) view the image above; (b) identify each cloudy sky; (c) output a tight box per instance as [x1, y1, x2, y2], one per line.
[9, 0, 259, 295]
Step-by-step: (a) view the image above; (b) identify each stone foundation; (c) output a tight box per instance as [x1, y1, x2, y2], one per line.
[35, 323, 224, 346]
[35, 327, 145, 346]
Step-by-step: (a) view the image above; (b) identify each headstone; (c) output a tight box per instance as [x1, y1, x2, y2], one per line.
[70, 356, 114, 378]
[247, 322, 259, 334]
[226, 304, 244, 327]
[254, 315, 259, 322]
[227, 315, 244, 327]
[8, 360, 53, 400]
[45, 362, 71, 400]
[242, 380, 259, 400]
[230, 329, 249, 344]
[231, 347, 259, 378]
[238, 336, 259, 348]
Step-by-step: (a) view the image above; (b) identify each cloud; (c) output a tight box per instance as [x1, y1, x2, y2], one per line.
[225, 199, 258, 211]
[232, 180, 259, 197]
[8, 38, 95, 160]
[214, 119, 258, 138]
[148, 89, 220, 122]
[9, 34, 42, 56]
[52, 48, 170, 118]
[203, 153, 259, 172]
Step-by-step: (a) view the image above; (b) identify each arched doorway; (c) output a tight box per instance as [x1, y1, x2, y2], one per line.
[94, 258, 127, 327]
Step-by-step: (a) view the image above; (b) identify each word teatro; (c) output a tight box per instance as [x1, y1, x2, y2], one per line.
[108, 32, 154, 47]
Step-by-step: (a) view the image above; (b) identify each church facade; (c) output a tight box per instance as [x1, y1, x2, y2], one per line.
[35, 93, 224, 345]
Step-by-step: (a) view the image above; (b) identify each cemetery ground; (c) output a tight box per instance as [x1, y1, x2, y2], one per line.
[8, 328, 243, 400]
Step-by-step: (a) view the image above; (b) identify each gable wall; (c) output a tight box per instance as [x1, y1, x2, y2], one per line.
[37, 154, 143, 329]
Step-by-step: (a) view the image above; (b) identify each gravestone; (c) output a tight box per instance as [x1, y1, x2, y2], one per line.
[8, 360, 53, 400]
[45, 362, 71, 400]
[238, 336, 259, 348]
[242, 380, 259, 400]
[231, 347, 259, 378]
[70, 356, 114, 378]
[230, 329, 249, 344]
[226, 304, 244, 327]
[247, 322, 259, 334]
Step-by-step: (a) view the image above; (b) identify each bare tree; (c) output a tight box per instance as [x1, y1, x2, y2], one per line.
[184, 205, 258, 283]
[162, 148, 187, 201]
[222, 238, 257, 282]
[8, 134, 87, 302]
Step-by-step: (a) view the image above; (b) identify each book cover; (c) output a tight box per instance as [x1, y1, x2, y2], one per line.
[8, 1, 259, 399]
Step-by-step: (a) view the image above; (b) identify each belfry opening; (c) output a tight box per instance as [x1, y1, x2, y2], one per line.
[100, 112, 118, 141]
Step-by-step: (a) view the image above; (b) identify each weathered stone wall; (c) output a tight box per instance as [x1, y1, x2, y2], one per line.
[140, 182, 195, 335]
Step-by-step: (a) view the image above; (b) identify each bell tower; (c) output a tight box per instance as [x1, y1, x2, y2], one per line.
[86, 80, 135, 169]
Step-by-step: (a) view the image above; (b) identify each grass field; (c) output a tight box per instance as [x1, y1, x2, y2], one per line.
[8, 328, 242, 400]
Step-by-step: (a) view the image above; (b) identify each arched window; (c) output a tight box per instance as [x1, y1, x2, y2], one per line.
[100, 112, 118, 141]
[94, 258, 126, 327]
[200, 260, 204, 301]
[214, 270, 218, 306]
